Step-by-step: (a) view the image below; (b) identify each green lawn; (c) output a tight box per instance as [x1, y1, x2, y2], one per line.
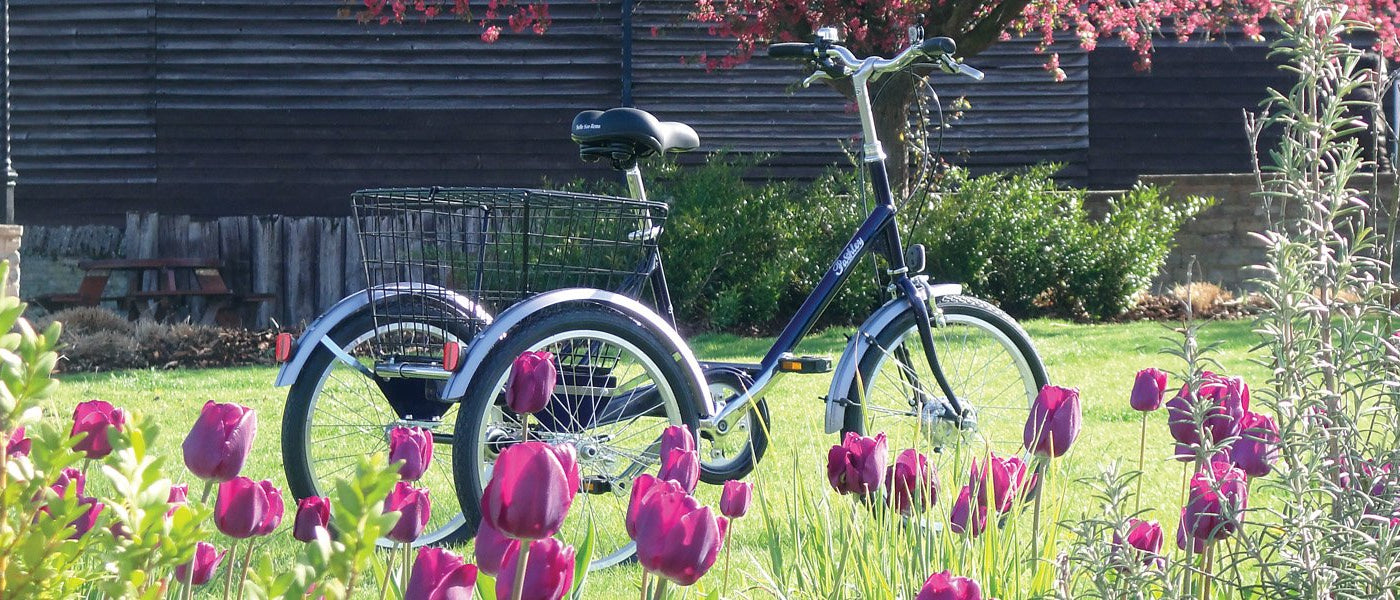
[46, 317, 1266, 598]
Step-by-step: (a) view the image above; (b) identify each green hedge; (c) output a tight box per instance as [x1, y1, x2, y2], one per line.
[570, 157, 1210, 331]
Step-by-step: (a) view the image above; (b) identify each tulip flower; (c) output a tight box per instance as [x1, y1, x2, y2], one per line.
[166, 484, 189, 518]
[1175, 508, 1206, 553]
[7, 426, 29, 458]
[1229, 411, 1279, 477]
[827, 432, 888, 497]
[916, 570, 982, 600]
[1166, 387, 1200, 446]
[254, 480, 285, 536]
[385, 482, 431, 543]
[175, 542, 226, 586]
[1182, 461, 1248, 544]
[52, 467, 85, 498]
[1114, 518, 1165, 569]
[885, 449, 939, 516]
[631, 479, 728, 586]
[182, 401, 256, 483]
[214, 477, 269, 539]
[720, 480, 753, 519]
[660, 425, 695, 455]
[948, 485, 987, 536]
[292, 496, 330, 542]
[388, 426, 433, 482]
[69, 496, 103, 539]
[1130, 368, 1168, 411]
[70, 400, 126, 459]
[1024, 385, 1081, 457]
[659, 447, 700, 493]
[626, 473, 671, 539]
[1198, 373, 1248, 443]
[506, 351, 556, 415]
[481, 442, 579, 540]
[969, 454, 1013, 511]
[475, 518, 520, 577]
[496, 537, 576, 600]
[407, 547, 478, 600]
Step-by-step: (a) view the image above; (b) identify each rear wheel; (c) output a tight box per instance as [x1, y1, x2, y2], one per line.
[454, 304, 705, 570]
[283, 310, 473, 546]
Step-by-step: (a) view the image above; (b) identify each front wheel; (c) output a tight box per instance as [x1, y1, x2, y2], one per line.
[454, 303, 705, 570]
[843, 295, 1049, 458]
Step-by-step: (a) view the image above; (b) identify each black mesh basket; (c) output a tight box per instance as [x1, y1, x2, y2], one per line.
[352, 187, 666, 361]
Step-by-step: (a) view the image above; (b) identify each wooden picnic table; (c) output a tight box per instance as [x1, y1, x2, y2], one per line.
[34, 258, 274, 327]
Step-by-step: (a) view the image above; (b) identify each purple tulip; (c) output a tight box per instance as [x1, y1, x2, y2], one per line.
[166, 484, 189, 518]
[660, 425, 695, 456]
[474, 517, 520, 578]
[1114, 518, 1165, 569]
[481, 442, 579, 540]
[1130, 368, 1169, 411]
[175, 542, 226, 586]
[630, 477, 728, 586]
[916, 570, 982, 600]
[70, 400, 127, 459]
[948, 485, 987, 537]
[385, 482, 431, 543]
[52, 467, 85, 498]
[827, 432, 888, 496]
[407, 546, 478, 600]
[885, 449, 939, 516]
[69, 496, 103, 539]
[1166, 387, 1200, 446]
[496, 537, 576, 600]
[388, 426, 433, 482]
[720, 480, 753, 519]
[1169, 373, 1248, 448]
[292, 496, 330, 542]
[1230, 411, 1279, 477]
[7, 426, 30, 458]
[1024, 385, 1081, 457]
[1183, 461, 1248, 544]
[659, 447, 700, 493]
[969, 454, 1013, 511]
[214, 477, 269, 539]
[1175, 508, 1206, 553]
[506, 351, 556, 414]
[626, 474, 675, 539]
[182, 401, 256, 483]
[253, 480, 285, 536]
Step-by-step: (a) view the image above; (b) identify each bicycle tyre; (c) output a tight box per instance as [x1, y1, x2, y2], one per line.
[453, 303, 705, 570]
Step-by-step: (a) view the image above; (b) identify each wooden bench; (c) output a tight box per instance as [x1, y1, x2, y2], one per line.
[34, 258, 274, 327]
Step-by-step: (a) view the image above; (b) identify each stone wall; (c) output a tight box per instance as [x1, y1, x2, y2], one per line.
[1126, 173, 1397, 291]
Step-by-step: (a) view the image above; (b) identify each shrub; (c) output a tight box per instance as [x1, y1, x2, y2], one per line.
[914, 165, 1211, 319]
[35, 307, 134, 338]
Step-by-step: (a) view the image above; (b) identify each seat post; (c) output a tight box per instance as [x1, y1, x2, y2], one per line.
[624, 165, 648, 202]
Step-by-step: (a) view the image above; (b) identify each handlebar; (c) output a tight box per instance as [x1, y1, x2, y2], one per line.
[767, 36, 983, 83]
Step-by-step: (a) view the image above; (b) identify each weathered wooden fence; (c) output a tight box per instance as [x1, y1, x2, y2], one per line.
[26, 213, 367, 328]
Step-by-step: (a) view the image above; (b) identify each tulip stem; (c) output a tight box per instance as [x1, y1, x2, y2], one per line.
[510, 541, 531, 600]
[1179, 462, 1189, 508]
[652, 579, 669, 600]
[722, 522, 734, 593]
[640, 570, 650, 600]
[402, 543, 412, 596]
[222, 540, 238, 600]
[380, 547, 396, 600]
[235, 538, 255, 600]
[1031, 464, 1044, 562]
[1201, 543, 1215, 599]
[520, 415, 530, 443]
[1136, 412, 1147, 513]
[201, 480, 214, 504]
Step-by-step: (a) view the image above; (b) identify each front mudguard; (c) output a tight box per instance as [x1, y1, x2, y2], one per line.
[273, 283, 492, 387]
[439, 288, 713, 415]
[824, 280, 962, 433]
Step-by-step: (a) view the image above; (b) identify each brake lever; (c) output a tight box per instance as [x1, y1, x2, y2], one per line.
[802, 71, 835, 88]
[938, 55, 984, 80]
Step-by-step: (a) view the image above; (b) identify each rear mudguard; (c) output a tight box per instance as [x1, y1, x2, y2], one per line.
[273, 283, 492, 387]
[824, 280, 962, 433]
[440, 288, 713, 415]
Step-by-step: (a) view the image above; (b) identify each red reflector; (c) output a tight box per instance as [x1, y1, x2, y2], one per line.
[274, 333, 294, 362]
[443, 341, 462, 372]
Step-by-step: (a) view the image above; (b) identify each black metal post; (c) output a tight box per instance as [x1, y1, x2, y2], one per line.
[3, 0, 14, 224]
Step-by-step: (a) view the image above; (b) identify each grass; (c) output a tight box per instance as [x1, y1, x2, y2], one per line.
[45, 316, 1266, 598]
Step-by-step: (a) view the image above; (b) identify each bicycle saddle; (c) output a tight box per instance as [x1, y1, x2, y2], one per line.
[571, 108, 700, 164]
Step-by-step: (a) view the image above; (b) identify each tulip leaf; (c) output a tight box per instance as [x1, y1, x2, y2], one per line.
[476, 572, 498, 600]
[568, 518, 596, 600]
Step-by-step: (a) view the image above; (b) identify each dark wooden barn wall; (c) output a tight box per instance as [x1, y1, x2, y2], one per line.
[1085, 38, 1290, 188]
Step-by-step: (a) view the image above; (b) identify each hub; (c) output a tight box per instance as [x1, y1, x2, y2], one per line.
[920, 398, 976, 450]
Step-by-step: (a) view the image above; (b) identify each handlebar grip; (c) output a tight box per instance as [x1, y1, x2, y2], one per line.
[917, 37, 957, 57]
[768, 43, 817, 60]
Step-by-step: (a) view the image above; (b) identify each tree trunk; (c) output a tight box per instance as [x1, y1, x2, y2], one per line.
[872, 76, 921, 201]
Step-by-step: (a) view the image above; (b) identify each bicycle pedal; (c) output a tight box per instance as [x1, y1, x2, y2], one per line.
[777, 354, 832, 374]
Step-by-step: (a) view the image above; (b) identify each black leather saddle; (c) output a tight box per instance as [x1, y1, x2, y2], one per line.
[571, 108, 700, 168]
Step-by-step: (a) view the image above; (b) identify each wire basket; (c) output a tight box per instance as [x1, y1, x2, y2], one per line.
[352, 187, 667, 362]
